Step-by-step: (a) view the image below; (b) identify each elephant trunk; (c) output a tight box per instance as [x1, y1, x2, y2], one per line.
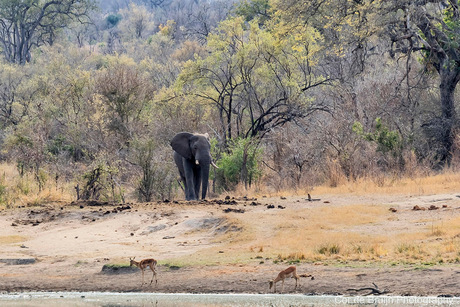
[201, 161, 210, 199]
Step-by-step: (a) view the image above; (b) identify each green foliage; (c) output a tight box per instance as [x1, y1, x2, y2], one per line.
[442, 8, 460, 44]
[176, 16, 323, 144]
[7, 133, 33, 148]
[353, 118, 402, 157]
[47, 135, 73, 156]
[234, 0, 271, 25]
[106, 14, 122, 28]
[215, 137, 262, 190]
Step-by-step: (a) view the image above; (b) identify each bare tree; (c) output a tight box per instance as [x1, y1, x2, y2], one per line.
[0, 0, 95, 64]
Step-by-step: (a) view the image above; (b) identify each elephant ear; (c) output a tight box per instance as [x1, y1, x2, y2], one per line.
[171, 132, 194, 159]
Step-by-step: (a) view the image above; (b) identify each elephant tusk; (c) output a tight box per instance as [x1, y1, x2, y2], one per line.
[211, 161, 219, 169]
[196, 160, 199, 165]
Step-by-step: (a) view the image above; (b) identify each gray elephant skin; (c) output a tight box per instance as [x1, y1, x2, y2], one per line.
[171, 132, 215, 201]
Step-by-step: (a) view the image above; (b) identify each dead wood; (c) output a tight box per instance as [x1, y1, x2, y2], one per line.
[347, 282, 390, 296]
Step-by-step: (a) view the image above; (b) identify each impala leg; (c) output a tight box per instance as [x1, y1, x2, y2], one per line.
[149, 266, 155, 285]
[281, 279, 285, 293]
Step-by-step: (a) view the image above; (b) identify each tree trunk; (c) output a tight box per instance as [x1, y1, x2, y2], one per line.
[438, 67, 460, 165]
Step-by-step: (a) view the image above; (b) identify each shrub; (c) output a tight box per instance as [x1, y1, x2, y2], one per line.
[80, 161, 123, 202]
[317, 243, 341, 255]
[215, 137, 262, 191]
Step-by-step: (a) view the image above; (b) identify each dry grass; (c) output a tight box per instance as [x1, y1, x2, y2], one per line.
[312, 171, 460, 196]
[0, 235, 27, 244]
[0, 163, 74, 208]
[173, 198, 460, 266]
[234, 170, 460, 199]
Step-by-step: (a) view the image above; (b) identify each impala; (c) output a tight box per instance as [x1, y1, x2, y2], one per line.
[269, 266, 307, 293]
[129, 257, 158, 286]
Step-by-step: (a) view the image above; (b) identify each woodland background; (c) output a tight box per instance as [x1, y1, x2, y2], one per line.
[1, 0, 460, 205]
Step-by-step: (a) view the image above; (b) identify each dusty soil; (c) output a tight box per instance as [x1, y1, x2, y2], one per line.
[0, 193, 459, 297]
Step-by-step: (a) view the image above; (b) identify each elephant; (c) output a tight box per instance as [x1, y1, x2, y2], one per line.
[171, 132, 217, 201]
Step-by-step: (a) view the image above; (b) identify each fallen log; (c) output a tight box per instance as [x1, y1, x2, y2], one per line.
[347, 283, 390, 296]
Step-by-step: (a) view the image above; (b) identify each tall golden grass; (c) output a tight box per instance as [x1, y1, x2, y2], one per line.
[313, 171, 460, 196]
[234, 170, 460, 198]
[0, 162, 73, 207]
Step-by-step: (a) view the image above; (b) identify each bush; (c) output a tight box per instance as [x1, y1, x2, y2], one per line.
[215, 137, 262, 191]
[134, 140, 175, 202]
[80, 161, 123, 202]
[353, 117, 404, 171]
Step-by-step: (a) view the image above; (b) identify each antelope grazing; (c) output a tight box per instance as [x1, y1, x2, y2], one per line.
[269, 266, 304, 293]
[129, 257, 158, 286]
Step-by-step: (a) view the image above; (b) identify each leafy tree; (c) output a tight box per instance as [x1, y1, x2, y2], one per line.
[4, 125, 49, 192]
[353, 117, 404, 170]
[37, 48, 96, 163]
[177, 17, 329, 147]
[216, 137, 262, 190]
[354, 118, 402, 156]
[118, 3, 154, 40]
[0, 62, 34, 128]
[272, 0, 460, 166]
[0, 0, 96, 64]
[234, 0, 271, 25]
[106, 14, 122, 28]
[140, 0, 172, 9]
[94, 55, 154, 143]
[384, 0, 460, 166]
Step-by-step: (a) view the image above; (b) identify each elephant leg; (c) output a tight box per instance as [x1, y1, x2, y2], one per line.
[179, 173, 188, 194]
[183, 158, 197, 200]
[174, 152, 191, 200]
[194, 169, 201, 200]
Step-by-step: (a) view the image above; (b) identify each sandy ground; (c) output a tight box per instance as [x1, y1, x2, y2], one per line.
[0, 193, 459, 297]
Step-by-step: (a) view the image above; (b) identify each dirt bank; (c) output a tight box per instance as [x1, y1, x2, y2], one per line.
[0, 194, 459, 296]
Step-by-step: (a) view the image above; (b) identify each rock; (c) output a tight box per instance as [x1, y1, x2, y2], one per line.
[101, 264, 138, 274]
[223, 208, 245, 213]
[0, 258, 36, 265]
[140, 224, 167, 235]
